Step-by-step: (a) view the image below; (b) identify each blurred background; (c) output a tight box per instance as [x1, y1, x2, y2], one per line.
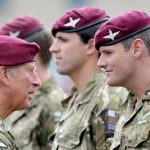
[0, 0, 149, 92]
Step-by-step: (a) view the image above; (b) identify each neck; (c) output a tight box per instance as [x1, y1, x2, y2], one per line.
[129, 79, 150, 100]
[126, 67, 150, 100]
[70, 61, 97, 92]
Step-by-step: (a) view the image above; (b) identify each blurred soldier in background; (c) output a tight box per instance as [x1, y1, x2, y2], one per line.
[0, 15, 66, 150]
[95, 10, 150, 149]
[49, 6, 128, 149]
[0, 35, 40, 149]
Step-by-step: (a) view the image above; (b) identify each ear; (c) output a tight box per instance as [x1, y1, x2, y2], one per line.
[0, 66, 10, 86]
[86, 39, 96, 55]
[132, 38, 144, 58]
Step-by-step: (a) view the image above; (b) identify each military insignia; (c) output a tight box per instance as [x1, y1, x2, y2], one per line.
[9, 30, 20, 37]
[64, 17, 80, 28]
[0, 141, 7, 148]
[103, 29, 120, 41]
[108, 110, 115, 117]
[107, 123, 115, 131]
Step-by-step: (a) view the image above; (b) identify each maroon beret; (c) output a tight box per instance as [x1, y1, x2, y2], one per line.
[95, 10, 150, 49]
[0, 35, 40, 65]
[0, 15, 43, 39]
[51, 6, 109, 36]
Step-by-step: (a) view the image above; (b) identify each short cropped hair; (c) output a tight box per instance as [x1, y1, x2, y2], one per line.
[122, 29, 150, 53]
[77, 24, 100, 44]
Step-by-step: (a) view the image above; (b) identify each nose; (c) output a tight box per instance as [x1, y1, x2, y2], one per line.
[97, 56, 106, 69]
[32, 72, 41, 87]
[49, 41, 59, 53]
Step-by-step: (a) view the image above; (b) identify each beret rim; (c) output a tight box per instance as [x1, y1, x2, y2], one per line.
[1, 59, 36, 66]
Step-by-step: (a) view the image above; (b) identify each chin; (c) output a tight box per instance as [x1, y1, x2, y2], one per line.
[107, 79, 118, 87]
[26, 100, 32, 107]
[21, 99, 31, 109]
[57, 69, 68, 75]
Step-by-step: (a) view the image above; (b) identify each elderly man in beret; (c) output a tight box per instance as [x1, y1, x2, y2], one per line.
[95, 10, 150, 149]
[49, 6, 128, 150]
[0, 35, 41, 149]
[0, 15, 66, 150]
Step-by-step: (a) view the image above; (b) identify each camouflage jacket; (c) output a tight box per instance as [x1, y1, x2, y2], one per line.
[110, 89, 150, 150]
[4, 76, 66, 150]
[49, 69, 128, 150]
[0, 119, 18, 150]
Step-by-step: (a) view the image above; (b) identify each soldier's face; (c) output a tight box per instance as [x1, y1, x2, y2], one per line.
[97, 43, 134, 87]
[8, 62, 41, 110]
[50, 32, 88, 76]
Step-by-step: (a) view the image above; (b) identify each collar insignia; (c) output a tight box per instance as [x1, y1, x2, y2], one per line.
[103, 29, 120, 41]
[9, 31, 20, 37]
[64, 17, 80, 28]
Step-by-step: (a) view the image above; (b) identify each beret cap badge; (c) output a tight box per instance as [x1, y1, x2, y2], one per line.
[64, 17, 80, 28]
[103, 29, 120, 41]
[9, 31, 20, 37]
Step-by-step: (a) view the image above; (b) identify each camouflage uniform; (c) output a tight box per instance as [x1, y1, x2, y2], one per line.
[4, 76, 66, 150]
[0, 119, 18, 150]
[49, 69, 128, 150]
[110, 88, 150, 150]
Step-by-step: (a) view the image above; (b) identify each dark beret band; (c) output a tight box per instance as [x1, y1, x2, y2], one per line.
[21, 27, 43, 39]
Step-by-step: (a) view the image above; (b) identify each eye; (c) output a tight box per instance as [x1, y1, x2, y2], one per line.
[102, 50, 113, 55]
[106, 51, 112, 54]
[58, 36, 68, 42]
[29, 68, 35, 75]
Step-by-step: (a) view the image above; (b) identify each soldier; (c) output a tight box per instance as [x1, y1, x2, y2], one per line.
[0, 35, 40, 149]
[95, 10, 150, 149]
[49, 6, 128, 149]
[0, 15, 66, 150]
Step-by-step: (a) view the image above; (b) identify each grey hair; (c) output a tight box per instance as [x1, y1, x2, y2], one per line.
[7, 65, 19, 76]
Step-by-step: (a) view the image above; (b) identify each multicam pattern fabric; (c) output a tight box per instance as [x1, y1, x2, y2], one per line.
[110, 89, 150, 150]
[0, 119, 18, 150]
[4, 76, 66, 150]
[49, 69, 128, 150]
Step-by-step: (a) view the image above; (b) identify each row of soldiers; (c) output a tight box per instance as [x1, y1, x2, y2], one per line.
[0, 5, 149, 150]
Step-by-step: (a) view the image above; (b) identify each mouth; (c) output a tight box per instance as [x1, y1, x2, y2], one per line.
[28, 92, 34, 100]
[105, 69, 112, 73]
[105, 70, 112, 76]
[55, 57, 62, 64]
